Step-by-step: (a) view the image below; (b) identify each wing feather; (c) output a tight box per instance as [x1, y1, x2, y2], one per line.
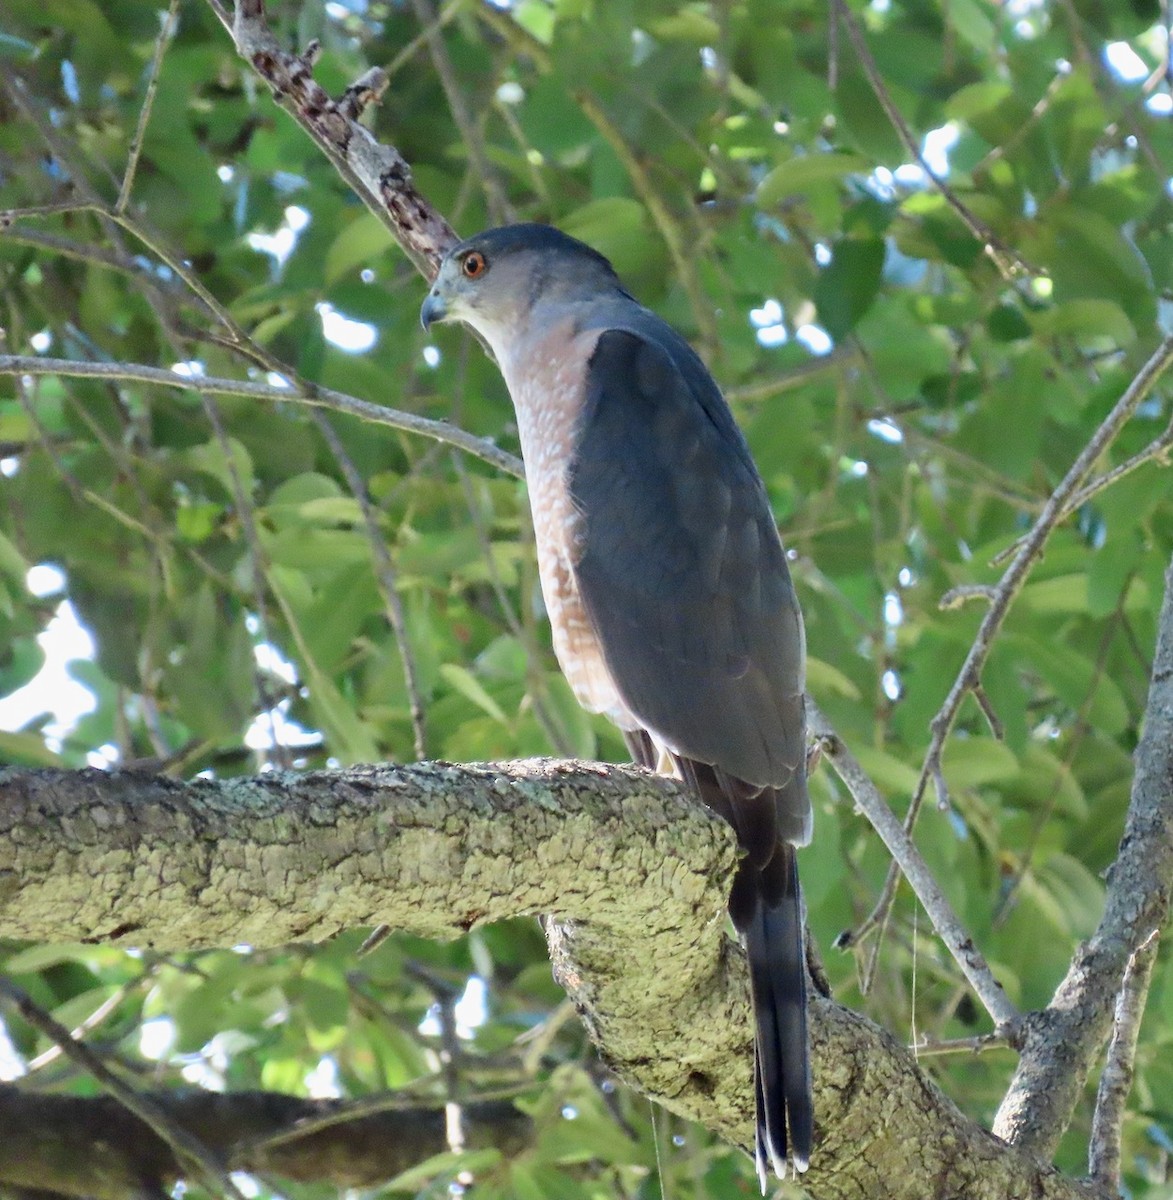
[568, 322, 810, 843]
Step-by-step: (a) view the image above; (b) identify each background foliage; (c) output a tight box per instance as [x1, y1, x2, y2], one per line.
[1, 0, 1172, 1195]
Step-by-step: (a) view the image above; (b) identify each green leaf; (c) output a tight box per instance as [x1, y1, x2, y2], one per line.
[562, 197, 653, 277]
[806, 656, 862, 701]
[1028, 298, 1135, 346]
[814, 238, 885, 339]
[0, 729, 63, 767]
[941, 737, 1019, 789]
[648, 9, 720, 42]
[325, 211, 391, 284]
[851, 745, 921, 797]
[1020, 574, 1089, 614]
[0, 530, 27, 582]
[1005, 633, 1130, 736]
[384, 1148, 502, 1192]
[179, 436, 256, 501]
[758, 153, 870, 207]
[439, 663, 509, 724]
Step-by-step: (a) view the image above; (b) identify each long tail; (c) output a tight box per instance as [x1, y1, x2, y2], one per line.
[734, 846, 812, 1188]
[636, 743, 813, 1185]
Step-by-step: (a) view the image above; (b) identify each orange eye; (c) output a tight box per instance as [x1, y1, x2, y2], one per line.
[462, 251, 487, 279]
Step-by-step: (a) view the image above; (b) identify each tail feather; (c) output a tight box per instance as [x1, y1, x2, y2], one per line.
[739, 846, 812, 1183]
[641, 750, 813, 1184]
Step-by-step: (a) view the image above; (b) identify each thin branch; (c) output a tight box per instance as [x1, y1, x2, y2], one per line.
[0, 355, 524, 478]
[724, 347, 859, 405]
[573, 88, 720, 358]
[917, 333, 1173, 812]
[0, 977, 246, 1200]
[1088, 928, 1161, 1191]
[939, 584, 997, 610]
[25, 977, 144, 1074]
[116, 0, 180, 215]
[410, 0, 515, 226]
[0, 223, 155, 276]
[1, 195, 261, 346]
[911, 1031, 1012, 1059]
[844, 335, 1173, 957]
[807, 702, 1020, 1032]
[991, 413, 1173, 567]
[828, 0, 1033, 282]
[384, 0, 464, 82]
[310, 409, 429, 759]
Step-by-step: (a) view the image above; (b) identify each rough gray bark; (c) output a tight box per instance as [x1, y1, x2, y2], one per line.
[993, 555, 1173, 1154]
[0, 761, 1107, 1200]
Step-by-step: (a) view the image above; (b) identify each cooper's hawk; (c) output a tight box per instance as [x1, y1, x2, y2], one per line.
[421, 224, 813, 1184]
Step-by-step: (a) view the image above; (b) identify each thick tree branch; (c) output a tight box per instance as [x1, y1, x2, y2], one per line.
[0, 762, 1107, 1200]
[0, 979, 245, 1199]
[992, 553, 1173, 1155]
[0, 1083, 530, 1200]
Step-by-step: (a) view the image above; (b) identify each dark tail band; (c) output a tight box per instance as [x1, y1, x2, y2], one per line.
[734, 846, 812, 1187]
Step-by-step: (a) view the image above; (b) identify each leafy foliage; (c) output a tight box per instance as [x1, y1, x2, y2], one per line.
[1, 0, 1172, 1196]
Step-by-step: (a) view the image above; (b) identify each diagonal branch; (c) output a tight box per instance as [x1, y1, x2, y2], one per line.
[808, 703, 1018, 1032]
[828, 0, 1034, 282]
[221, 0, 459, 279]
[915, 334, 1173, 809]
[1088, 928, 1161, 1191]
[992, 552, 1173, 1155]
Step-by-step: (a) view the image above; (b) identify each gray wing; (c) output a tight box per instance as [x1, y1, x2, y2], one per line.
[568, 323, 809, 836]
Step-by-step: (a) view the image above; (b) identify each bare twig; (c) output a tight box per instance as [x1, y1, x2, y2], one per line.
[991, 413, 1173, 567]
[0, 356, 524, 478]
[0, 223, 158, 276]
[1088, 928, 1161, 1191]
[25, 977, 144, 1073]
[938, 584, 997, 610]
[310, 409, 429, 759]
[573, 88, 720, 358]
[116, 0, 180, 214]
[410, 0, 515, 226]
[723, 347, 859, 404]
[842, 335, 1173, 956]
[911, 1031, 1012, 1058]
[917, 334, 1173, 812]
[807, 702, 1020, 1032]
[829, 0, 1033, 282]
[0, 977, 246, 1199]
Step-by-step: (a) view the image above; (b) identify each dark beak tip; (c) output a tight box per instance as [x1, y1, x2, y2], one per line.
[420, 291, 445, 332]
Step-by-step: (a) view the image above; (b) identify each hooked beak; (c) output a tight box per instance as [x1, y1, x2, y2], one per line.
[420, 289, 447, 331]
